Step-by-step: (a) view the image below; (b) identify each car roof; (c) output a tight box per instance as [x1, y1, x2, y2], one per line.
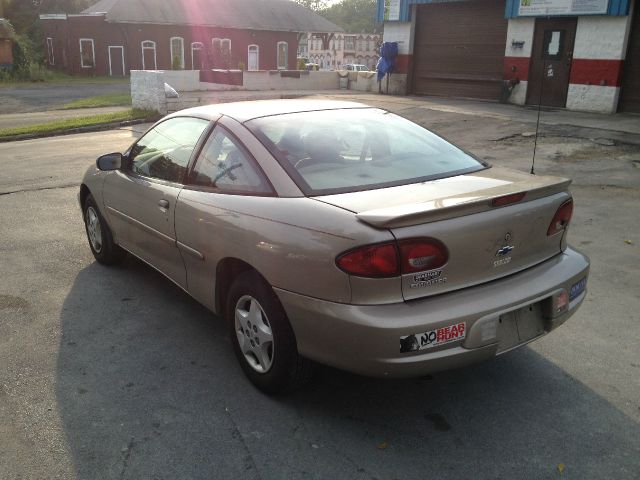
[167, 99, 373, 123]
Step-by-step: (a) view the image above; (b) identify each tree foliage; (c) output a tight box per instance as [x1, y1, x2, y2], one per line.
[291, 0, 328, 11]
[319, 0, 379, 34]
[1, 0, 92, 34]
[0, 0, 92, 75]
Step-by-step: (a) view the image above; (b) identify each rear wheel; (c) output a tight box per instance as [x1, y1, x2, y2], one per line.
[83, 194, 124, 265]
[227, 271, 312, 393]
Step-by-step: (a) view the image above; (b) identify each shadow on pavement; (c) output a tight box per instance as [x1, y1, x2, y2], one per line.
[57, 258, 640, 479]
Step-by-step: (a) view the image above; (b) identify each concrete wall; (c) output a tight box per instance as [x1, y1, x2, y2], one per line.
[504, 18, 535, 105]
[243, 70, 339, 90]
[380, 22, 413, 95]
[131, 69, 388, 113]
[566, 15, 632, 113]
[131, 70, 167, 114]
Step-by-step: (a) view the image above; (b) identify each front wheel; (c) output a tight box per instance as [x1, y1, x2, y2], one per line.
[227, 271, 312, 393]
[83, 194, 124, 265]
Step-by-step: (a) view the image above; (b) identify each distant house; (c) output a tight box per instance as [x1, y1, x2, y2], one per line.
[39, 0, 342, 76]
[305, 32, 381, 71]
[0, 18, 15, 70]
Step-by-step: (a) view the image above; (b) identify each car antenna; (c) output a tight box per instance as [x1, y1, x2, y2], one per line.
[531, 58, 546, 175]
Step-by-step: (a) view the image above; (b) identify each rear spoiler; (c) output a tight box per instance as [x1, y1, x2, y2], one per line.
[356, 178, 572, 229]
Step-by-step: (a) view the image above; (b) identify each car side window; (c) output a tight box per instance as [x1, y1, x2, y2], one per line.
[190, 126, 271, 194]
[128, 117, 209, 183]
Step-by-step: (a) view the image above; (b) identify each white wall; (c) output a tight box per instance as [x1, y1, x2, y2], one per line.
[382, 22, 412, 55]
[573, 16, 631, 59]
[161, 70, 200, 91]
[132, 70, 347, 113]
[505, 18, 535, 58]
[130, 70, 167, 114]
[243, 71, 339, 90]
[566, 84, 620, 113]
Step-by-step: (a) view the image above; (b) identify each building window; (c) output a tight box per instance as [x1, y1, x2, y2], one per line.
[141, 40, 157, 70]
[212, 38, 232, 68]
[345, 36, 355, 51]
[46, 37, 54, 65]
[248, 44, 259, 71]
[191, 42, 203, 70]
[277, 41, 288, 70]
[170, 36, 184, 69]
[79, 38, 95, 68]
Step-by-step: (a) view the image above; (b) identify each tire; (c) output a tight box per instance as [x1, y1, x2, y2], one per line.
[83, 194, 125, 265]
[227, 271, 313, 394]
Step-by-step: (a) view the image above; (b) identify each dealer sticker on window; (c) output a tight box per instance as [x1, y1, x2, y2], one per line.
[400, 322, 466, 353]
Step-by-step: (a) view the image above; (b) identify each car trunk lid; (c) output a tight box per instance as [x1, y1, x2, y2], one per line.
[313, 167, 573, 300]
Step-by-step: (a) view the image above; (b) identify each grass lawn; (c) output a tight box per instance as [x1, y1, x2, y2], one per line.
[59, 93, 132, 109]
[0, 109, 157, 139]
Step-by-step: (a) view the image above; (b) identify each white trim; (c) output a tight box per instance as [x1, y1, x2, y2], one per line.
[141, 40, 157, 70]
[170, 36, 184, 69]
[190, 41, 204, 70]
[46, 37, 55, 65]
[108, 45, 125, 76]
[248, 44, 259, 71]
[79, 38, 95, 69]
[39, 14, 67, 20]
[277, 41, 288, 70]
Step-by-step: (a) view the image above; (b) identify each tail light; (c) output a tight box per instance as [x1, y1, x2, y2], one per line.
[547, 199, 574, 236]
[336, 243, 399, 278]
[336, 238, 448, 278]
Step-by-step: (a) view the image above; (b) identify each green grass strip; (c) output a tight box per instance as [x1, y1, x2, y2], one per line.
[0, 75, 130, 88]
[0, 109, 157, 138]
[60, 93, 132, 109]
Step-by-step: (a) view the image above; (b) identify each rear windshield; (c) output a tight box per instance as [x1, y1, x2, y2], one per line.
[246, 108, 486, 195]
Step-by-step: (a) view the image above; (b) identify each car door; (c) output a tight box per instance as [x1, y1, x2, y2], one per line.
[174, 121, 275, 310]
[103, 116, 210, 288]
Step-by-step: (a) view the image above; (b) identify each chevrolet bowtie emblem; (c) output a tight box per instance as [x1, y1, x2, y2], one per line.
[496, 245, 514, 256]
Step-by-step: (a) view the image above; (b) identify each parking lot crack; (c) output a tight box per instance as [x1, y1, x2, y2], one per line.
[118, 437, 136, 480]
[224, 407, 262, 479]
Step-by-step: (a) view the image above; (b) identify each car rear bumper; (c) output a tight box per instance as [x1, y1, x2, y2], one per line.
[275, 247, 590, 378]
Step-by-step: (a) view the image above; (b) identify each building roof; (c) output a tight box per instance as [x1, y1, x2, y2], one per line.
[0, 18, 16, 39]
[82, 0, 343, 33]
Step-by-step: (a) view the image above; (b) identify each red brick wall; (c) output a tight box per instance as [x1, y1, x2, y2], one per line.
[41, 16, 300, 76]
[0, 38, 13, 66]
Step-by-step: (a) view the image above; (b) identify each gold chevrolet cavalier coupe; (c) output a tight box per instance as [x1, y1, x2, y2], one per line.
[80, 100, 590, 393]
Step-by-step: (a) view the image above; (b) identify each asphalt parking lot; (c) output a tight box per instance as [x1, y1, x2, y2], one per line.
[1, 96, 639, 479]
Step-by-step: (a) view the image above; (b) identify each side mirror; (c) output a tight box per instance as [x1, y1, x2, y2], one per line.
[97, 152, 123, 171]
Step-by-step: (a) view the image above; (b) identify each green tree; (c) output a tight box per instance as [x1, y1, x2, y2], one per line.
[318, 0, 379, 33]
[292, 0, 328, 10]
[1, 0, 92, 34]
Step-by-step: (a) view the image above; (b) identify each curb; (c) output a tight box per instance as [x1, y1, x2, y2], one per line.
[0, 117, 159, 143]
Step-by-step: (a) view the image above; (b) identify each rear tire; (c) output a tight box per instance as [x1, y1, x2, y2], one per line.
[227, 271, 312, 393]
[83, 194, 125, 265]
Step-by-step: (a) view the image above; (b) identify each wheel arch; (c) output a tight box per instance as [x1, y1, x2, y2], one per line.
[215, 257, 271, 320]
[79, 184, 91, 209]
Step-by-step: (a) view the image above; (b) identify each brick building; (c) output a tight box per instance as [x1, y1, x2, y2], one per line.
[0, 18, 14, 70]
[378, 0, 639, 113]
[40, 0, 341, 76]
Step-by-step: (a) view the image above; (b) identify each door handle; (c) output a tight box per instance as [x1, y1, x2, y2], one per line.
[158, 199, 170, 209]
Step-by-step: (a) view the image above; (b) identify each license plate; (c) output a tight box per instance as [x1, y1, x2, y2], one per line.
[569, 276, 587, 301]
